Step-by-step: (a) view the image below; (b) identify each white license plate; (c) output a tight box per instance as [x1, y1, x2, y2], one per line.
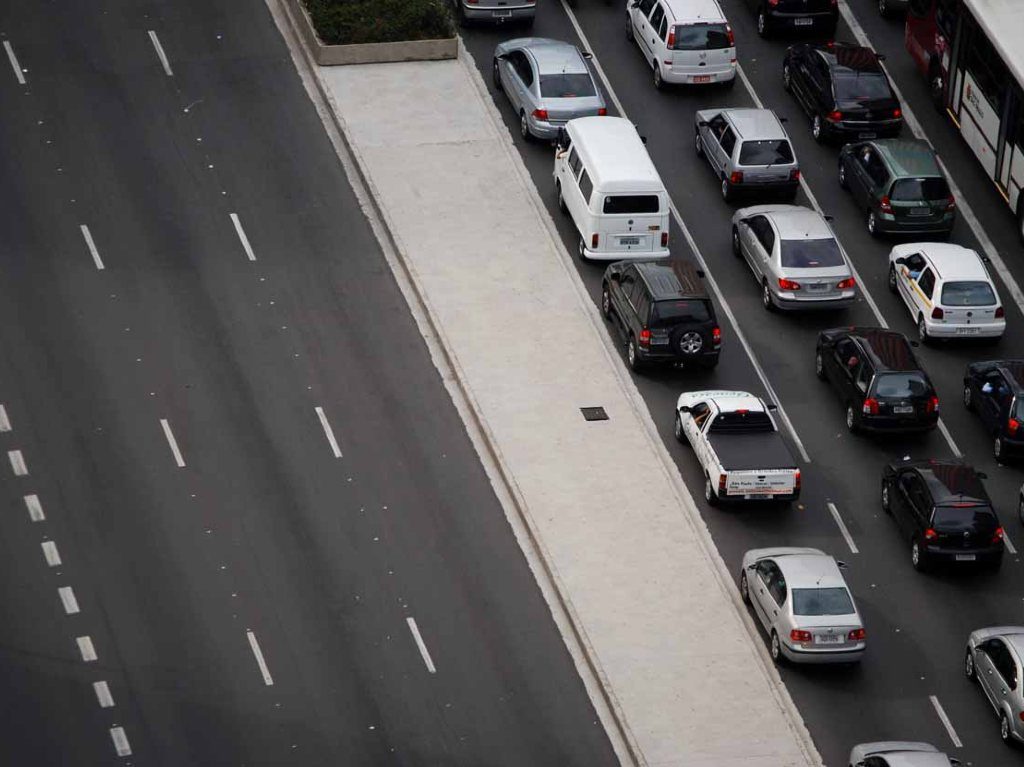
[956, 554, 976, 561]
[815, 634, 844, 644]
[492, 9, 512, 16]
[619, 236, 640, 246]
[743, 493, 773, 500]
[794, 17, 814, 26]
[806, 283, 829, 291]
[858, 132, 877, 139]
[956, 327, 982, 335]
[692, 75, 711, 83]
[894, 405, 914, 414]
[908, 208, 932, 216]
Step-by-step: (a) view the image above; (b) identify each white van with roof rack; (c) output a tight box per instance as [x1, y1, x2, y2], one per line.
[554, 116, 671, 261]
[626, 0, 736, 90]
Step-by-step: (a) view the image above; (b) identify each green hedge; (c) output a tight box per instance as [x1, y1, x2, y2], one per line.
[304, 0, 454, 45]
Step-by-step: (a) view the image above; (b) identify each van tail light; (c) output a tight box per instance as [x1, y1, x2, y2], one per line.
[778, 277, 801, 291]
[532, 108, 549, 121]
[848, 628, 866, 641]
[726, 25, 735, 46]
[712, 326, 722, 347]
[794, 468, 801, 492]
[827, 110, 843, 122]
[789, 168, 801, 181]
[661, 231, 669, 247]
[879, 195, 894, 214]
[862, 397, 879, 415]
[667, 28, 676, 49]
[718, 474, 727, 493]
[597, 107, 607, 116]
[945, 195, 956, 211]
[995, 306, 1005, 318]
[924, 528, 938, 541]
[931, 306, 944, 320]
[1008, 417, 1020, 436]
[926, 395, 939, 414]
[993, 526, 1006, 544]
[591, 233, 599, 249]
[836, 277, 856, 290]
[730, 171, 744, 184]
[790, 629, 812, 643]
[893, 108, 902, 119]
[638, 328, 651, 348]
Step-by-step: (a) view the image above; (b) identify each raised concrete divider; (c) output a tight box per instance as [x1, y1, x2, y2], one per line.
[270, 1, 824, 763]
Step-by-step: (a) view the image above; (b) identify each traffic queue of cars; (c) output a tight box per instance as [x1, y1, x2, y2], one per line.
[484, 0, 1020, 756]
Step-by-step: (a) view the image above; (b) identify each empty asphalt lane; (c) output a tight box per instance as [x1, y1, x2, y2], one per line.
[0, 1, 617, 764]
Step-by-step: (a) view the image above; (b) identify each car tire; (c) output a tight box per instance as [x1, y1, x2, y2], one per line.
[845, 404, 859, 434]
[704, 475, 720, 507]
[1001, 712, 1012, 744]
[881, 480, 892, 514]
[963, 383, 974, 411]
[601, 282, 612, 320]
[625, 12, 634, 42]
[757, 9, 769, 39]
[577, 234, 589, 262]
[694, 129, 704, 157]
[740, 571, 750, 604]
[888, 264, 898, 293]
[722, 75, 736, 90]
[731, 225, 741, 257]
[770, 631, 784, 664]
[911, 538, 928, 572]
[761, 280, 775, 312]
[493, 59, 503, 91]
[1018, 494, 1024, 525]
[812, 115, 825, 144]
[917, 315, 930, 345]
[838, 160, 848, 189]
[674, 411, 685, 443]
[627, 336, 643, 372]
[815, 348, 825, 380]
[866, 210, 880, 237]
[721, 176, 734, 202]
[556, 181, 567, 214]
[965, 648, 976, 680]
[878, 0, 891, 17]
[995, 435, 1006, 462]
[782, 62, 791, 92]
[653, 61, 664, 90]
[519, 111, 532, 141]
[1017, 198, 1024, 245]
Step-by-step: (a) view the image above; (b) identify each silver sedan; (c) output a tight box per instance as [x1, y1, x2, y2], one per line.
[493, 38, 606, 141]
[965, 626, 1024, 745]
[848, 742, 960, 766]
[740, 547, 866, 665]
[731, 204, 857, 311]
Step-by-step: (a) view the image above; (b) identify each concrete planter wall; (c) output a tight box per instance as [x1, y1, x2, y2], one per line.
[285, 0, 457, 65]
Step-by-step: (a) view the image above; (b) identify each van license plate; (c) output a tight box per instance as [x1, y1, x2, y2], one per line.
[743, 493, 772, 500]
[692, 75, 711, 83]
[956, 327, 981, 335]
[619, 236, 640, 246]
[955, 554, 976, 561]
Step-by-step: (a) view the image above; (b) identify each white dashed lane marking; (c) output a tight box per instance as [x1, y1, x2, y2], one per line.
[826, 503, 859, 554]
[24, 493, 44, 522]
[929, 694, 963, 748]
[406, 617, 437, 674]
[93, 681, 115, 709]
[246, 630, 274, 686]
[41, 540, 61, 567]
[0, 403, 11, 432]
[8, 449, 27, 476]
[58, 586, 80, 615]
[110, 726, 132, 757]
[315, 406, 343, 459]
[77, 636, 98, 662]
[230, 213, 257, 261]
[160, 418, 186, 468]
[147, 30, 173, 77]
[80, 225, 106, 270]
[3, 41, 25, 85]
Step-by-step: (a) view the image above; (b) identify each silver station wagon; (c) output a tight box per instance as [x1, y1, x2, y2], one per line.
[493, 38, 607, 141]
[695, 108, 800, 202]
[453, 0, 535, 26]
[848, 742, 961, 767]
[965, 626, 1024, 745]
[741, 547, 866, 665]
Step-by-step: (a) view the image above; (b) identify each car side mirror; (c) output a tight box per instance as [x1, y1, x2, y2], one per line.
[696, 269, 706, 278]
[976, 471, 988, 479]
[678, 405, 691, 413]
[779, 116, 789, 123]
[877, 53, 887, 61]
[556, 127, 566, 150]
[766, 403, 778, 411]
[697, 120, 710, 128]
[910, 340, 920, 347]
[581, 51, 593, 60]
[631, 0, 642, 6]
[950, 758, 962, 767]
[609, 272, 621, 282]
[837, 560, 848, 569]
[640, 135, 648, 145]
[894, 256, 907, 265]
[823, 214, 835, 221]
[982, 255, 992, 264]
[747, 563, 757, 571]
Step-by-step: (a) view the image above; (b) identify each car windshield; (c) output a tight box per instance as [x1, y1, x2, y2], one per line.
[932, 506, 997, 532]
[941, 281, 996, 306]
[539, 73, 596, 98]
[780, 238, 845, 268]
[671, 23, 731, 50]
[873, 373, 929, 399]
[792, 588, 855, 616]
[891, 177, 950, 201]
[603, 195, 659, 214]
[834, 73, 893, 101]
[738, 140, 794, 166]
[651, 299, 710, 326]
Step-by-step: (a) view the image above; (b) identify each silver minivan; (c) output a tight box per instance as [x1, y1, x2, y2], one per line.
[695, 108, 800, 202]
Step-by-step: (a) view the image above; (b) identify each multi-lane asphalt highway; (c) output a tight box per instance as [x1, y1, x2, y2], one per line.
[0, 2, 619, 765]
[462, 1, 1024, 764]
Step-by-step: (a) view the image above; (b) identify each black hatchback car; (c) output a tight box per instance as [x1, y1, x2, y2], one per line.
[816, 326, 938, 433]
[963, 359, 1024, 461]
[745, 0, 838, 39]
[881, 459, 1004, 572]
[783, 42, 903, 144]
[602, 259, 721, 372]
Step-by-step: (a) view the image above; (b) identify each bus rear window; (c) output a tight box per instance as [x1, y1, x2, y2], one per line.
[603, 195, 659, 214]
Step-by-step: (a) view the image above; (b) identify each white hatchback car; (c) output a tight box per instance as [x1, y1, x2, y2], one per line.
[888, 243, 1005, 343]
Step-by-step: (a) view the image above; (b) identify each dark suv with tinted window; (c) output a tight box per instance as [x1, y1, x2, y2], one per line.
[602, 259, 721, 372]
[963, 360, 1024, 461]
[816, 326, 938, 433]
[881, 459, 1004, 572]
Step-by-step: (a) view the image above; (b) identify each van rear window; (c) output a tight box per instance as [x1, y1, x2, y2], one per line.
[671, 23, 732, 51]
[603, 195, 659, 214]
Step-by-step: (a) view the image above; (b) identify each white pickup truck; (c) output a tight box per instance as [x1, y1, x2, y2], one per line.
[675, 390, 801, 506]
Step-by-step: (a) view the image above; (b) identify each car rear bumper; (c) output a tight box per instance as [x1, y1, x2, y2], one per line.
[772, 291, 857, 311]
[722, 490, 800, 503]
[584, 247, 670, 262]
[874, 213, 955, 235]
[662, 67, 736, 86]
[828, 121, 903, 140]
[781, 642, 865, 664]
[924, 320, 1005, 339]
[765, 10, 838, 31]
[924, 546, 1003, 565]
[735, 179, 799, 196]
[637, 348, 720, 367]
[461, 3, 535, 21]
[858, 414, 938, 433]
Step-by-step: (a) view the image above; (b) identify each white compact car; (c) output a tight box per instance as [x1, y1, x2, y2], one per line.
[888, 243, 1005, 343]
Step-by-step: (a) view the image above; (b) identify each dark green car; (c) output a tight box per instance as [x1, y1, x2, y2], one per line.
[838, 139, 955, 238]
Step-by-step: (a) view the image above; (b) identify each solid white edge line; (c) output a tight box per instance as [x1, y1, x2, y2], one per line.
[93, 680, 115, 708]
[41, 540, 62, 567]
[159, 418, 186, 468]
[24, 493, 44, 522]
[1003, 529, 1017, 555]
[314, 406, 343, 458]
[3, 41, 26, 85]
[58, 586, 80, 615]
[147, 30, 174, 77]
[246, 630, 274, 686]
[80, 225, 105, 270]
[563, 2, 810, 463]
[110, 726, 132, 757]
[0, 403, 11, 432]
[406, 617, 437, 674]
[836, 0, 1024, 320]
[229, 213, 257, 261]
[8, 449, 27, 476]
[77, 635, 98, 662]
[826, 502, 859, 554]
[929, 694, 964, 748]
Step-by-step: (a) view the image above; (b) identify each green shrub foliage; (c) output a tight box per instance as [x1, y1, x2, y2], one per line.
[305, 0, 453, 44]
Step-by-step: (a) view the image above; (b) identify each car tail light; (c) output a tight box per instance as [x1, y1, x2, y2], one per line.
[789, 168, 801, 181]
[591, 233, 599, 249]
[924, 528, 938, 541]
[638, 328, 651, 348]
[597, 107, 608, 116]
[730, 171, 744, 184]
[790, 629, 812, 642]
[996, 306, 1005, 318]
[667, 28, 676, 49]
[893, 108, 902, 119]
[768, 0, 779, 6]
[794, 468, 801, 492]
[848, 628, 866, 641]
[532, 108, 548, 121]
[778, 277, 801, 291]
[726, 25, 735, 46]
[661, 231, 669, 247]
[930, 306, 944, 320]
[718, 474, 726, 493]
[466, 0, 478, 4]
[712, 326, 722, 347]
[862, 397, 879, 415]
[1019, 711, 1024, 723]
[879, 195, 893, 214]
[1009, 417, 1020, 436]
[993, 526, 1005, 544]
[945, 195, 956, 211]
[827, 110, 843, 122]
[836, 277, 856, 290]
[926, 395, 939, 414]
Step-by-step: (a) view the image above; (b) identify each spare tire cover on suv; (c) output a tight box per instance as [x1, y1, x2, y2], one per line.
[674, 328, 704, 354]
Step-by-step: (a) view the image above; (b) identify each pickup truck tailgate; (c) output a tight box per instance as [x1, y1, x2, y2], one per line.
[724, 470, 796, 497]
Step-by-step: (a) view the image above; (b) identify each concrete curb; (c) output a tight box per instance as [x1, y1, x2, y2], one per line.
[285, 0, 457, 64]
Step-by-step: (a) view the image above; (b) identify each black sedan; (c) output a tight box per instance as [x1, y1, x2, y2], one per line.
[783, 42, 903, 144]
[963, 359, 1024, 461]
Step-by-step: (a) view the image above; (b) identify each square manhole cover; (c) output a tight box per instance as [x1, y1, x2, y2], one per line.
[580, 407, 609, 422]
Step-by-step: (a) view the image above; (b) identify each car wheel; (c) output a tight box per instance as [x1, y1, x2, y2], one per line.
[761, 280, 775, 312]
[694, 129, 704, 157]
[878, 0, 890, 17]
[556, 181, 567, 214]
[653, 61, 664, 90]
[887, 264, 898, 293]
[577, 234, 589, 262]
[782, 62, 792, 91]
[519, 111, 531, 141]
[814, 349, 825, 380]
[881, 480, 891, 514]
[866, 210, 879, 237]
[757, 10, 769, 38]
[770, 631, 783, 664]
[492, 58, 503, 91]
[917, 315, 929, 344]
[965, 648, 976, 680]
[721, 176, 733, 202]
[963, 383, 974, 411]
[627, 336, 643, 372]
[625, 12, 634, 41]
[1018, 494, 1024, 525]
[731, 225, 741, 257]
[1001, 712, 1012, 744]
[812, 115, 825, 144]
[838, 160, 848, 189]
[911, 538, 928, 571]
[674, 411, 685, 442]
[740, 571, 750, 604]
[722, 75, 736, 90]
[846, 404, 859, 433]
[995, 435, 1005, 461]
[704, 475, 719, 507]
[601, 283, 612, 319]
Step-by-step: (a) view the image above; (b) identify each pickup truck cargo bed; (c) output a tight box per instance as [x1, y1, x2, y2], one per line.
[708, 432, 797, 472]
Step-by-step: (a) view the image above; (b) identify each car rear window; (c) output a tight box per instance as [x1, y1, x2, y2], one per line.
[539, 73, 596, 99]
[603, 195, 659, 214]
[738, 140, 794, 166]
[834, 73, 894, 101]
[670, 23, 731, 51]
[709, 411, 774, 433]
[792, 588, 855, 617]
[872, 373, 929, 398]
[941, 281, 996, 306]
[780, 238, 845, 268]
[651, 299, 710, 326]
[932, 506, 997, 531]
[890, 177, 950, 201]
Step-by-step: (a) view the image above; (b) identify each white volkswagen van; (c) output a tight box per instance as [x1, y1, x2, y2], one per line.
[553, 116, 671, 261]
